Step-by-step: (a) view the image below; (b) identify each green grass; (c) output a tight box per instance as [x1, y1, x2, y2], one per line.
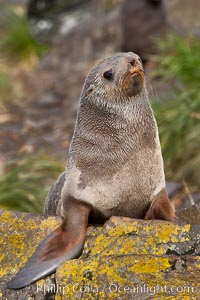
[152, 34, 200, 188]
[0, 154, 64, 213]
[0, 7, 48, 64]
[0, 5, 48, 101]
[0, 73, 10, 96]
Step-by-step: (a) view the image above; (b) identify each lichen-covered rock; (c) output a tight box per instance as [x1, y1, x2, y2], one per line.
[0, 210, 61, 300]
[56, 217, 200, 299]
[0, 210, 200, 299]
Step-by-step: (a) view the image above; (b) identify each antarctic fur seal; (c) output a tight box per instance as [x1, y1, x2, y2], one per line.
[8, 52, 176, 289]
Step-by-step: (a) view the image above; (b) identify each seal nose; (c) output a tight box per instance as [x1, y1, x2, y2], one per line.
[128, 57, 136, 67]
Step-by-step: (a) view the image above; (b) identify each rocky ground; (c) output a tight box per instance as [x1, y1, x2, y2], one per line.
[1, 208, 200, 299]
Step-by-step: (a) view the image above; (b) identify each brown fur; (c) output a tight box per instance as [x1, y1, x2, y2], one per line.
[56, 52, 172, 222]
[144, 189, 176, 221]
[8, 53, 176, 290]
[40, 197, 91, 261]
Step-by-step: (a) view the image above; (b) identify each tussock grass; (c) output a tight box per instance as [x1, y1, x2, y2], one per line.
[152, 35, 200, 189]
[0, 6, 47, 64]
[0, 154, 64, 213]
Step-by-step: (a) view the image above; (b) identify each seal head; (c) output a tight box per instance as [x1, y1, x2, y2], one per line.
[82, 52, 145, 103]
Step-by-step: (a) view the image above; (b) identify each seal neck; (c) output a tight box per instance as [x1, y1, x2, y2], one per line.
[81, 86, 153, 125]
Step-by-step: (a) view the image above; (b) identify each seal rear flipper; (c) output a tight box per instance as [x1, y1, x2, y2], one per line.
[7, 199, 91, 289]
[144, 189, 177, 222]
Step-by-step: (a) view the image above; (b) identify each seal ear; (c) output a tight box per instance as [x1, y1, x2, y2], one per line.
[144, 189, 177, 222]
[7, 199, 91, 289]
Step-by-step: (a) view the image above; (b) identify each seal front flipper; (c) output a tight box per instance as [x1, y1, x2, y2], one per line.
[7, 198, 91, 289]
[144, 189, 177, 222]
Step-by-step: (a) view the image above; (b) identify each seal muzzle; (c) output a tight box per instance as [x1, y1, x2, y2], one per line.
[123, 67, 144, 97]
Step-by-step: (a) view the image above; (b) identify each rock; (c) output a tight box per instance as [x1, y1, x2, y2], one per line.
[53, 7, 121, 62]
[27, 0, 93, 43]
[176, 204, 200, 225]
[0, 210, 61, 299]
[28, 0, 89, 18]
[35, 90, 64, 108]
[1, 209, 200, 299]
[120, 0, 167, 61]
[166, 181, 182, 198]
[164, 0, 200, 35]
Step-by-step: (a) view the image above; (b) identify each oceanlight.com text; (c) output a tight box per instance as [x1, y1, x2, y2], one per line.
[36, 283, 196, 295]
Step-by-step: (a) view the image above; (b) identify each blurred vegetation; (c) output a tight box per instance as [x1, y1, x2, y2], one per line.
[0, 1, 199, 213]
[0, 153, 64, 213]
[153, 34, 200, 190]
[0, 6, 47, 64]
[0, 4, 48, 102]
[0, 4, 63, 214]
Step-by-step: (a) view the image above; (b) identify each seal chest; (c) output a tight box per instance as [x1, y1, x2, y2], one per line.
[7, 52, 176, 289]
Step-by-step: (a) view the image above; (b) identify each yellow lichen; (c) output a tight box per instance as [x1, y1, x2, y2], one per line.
[1, 210, 199, 299]
[105, 218, 139, 236]
[127, 256, 171, 274]
[0, 210, 60, 280]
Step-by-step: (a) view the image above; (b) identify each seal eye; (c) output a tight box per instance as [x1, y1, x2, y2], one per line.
[103, 70, 113, 80]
